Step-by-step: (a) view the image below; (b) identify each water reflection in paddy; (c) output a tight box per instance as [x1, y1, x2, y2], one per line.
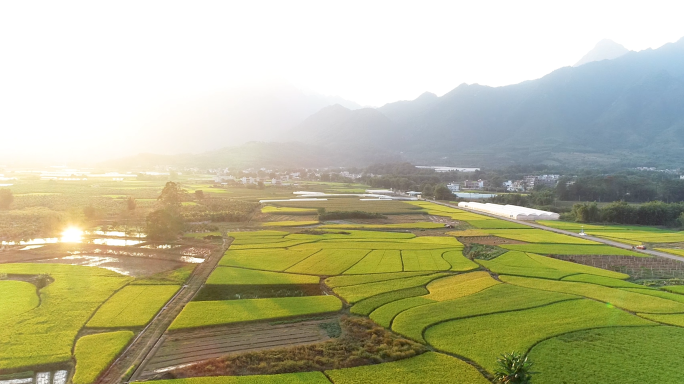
[38, 255, 191, 276]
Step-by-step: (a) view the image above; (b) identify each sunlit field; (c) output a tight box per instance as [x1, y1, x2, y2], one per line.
[4, 178, 684, 384]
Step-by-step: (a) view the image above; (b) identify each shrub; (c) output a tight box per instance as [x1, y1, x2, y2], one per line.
[494, 352, 534, 384]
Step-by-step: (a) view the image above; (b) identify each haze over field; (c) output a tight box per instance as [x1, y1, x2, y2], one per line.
[1, 0, 684, 165]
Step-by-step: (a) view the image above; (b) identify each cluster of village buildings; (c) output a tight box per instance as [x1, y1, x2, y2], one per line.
[446, 174, 561, 193]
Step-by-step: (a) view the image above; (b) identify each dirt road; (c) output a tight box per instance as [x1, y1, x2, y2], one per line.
[431, 200, 684, 262]
[95, 238, 231, 384]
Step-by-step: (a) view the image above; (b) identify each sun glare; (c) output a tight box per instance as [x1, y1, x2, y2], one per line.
[61, 227, 84, 243]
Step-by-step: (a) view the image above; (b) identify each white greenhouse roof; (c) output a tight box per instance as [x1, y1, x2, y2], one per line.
[457, 202, 560, 221]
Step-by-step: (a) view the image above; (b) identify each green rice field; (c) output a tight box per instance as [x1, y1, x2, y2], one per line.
[9, 195, 684, 383]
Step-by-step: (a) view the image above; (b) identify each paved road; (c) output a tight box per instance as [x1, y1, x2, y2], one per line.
[96, 238, 231, 384]
[431, 200, 684, 262]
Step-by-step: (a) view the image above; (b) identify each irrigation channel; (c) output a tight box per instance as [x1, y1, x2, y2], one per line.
[431, 200, 684, 261]
[95, 238, 231, 384]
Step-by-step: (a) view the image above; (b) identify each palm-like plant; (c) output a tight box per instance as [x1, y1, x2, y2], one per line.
[494, 352, 534, 384]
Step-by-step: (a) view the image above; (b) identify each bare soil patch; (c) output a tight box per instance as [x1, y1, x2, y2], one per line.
[457, 236, 526, 246]
[153, 316, 426, 380]
[140, 318, 337, 378]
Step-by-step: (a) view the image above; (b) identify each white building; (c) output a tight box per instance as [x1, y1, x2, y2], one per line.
[447, 183, 460, 192]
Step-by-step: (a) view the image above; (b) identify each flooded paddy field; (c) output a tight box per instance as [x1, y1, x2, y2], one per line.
[0, 238, 217, 276]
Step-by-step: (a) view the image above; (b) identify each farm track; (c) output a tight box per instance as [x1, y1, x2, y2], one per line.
[95, 238, 231, 384]
[431, 201, 684, 262]
[137, 318, 334, 378]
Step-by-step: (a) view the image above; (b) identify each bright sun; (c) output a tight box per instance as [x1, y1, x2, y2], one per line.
[61, 227, 84, 243]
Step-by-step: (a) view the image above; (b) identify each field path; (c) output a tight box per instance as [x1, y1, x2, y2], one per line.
[95, 238, 231, 384]
[431, 200, 684, 262]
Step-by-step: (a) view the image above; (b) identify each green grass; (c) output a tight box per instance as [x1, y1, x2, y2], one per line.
[261, 206, 317, 215]
[501, 243, 645, 256]
[343, 250, 403, 274]
[392, 284, 576, 342]
[325, 272, 434, 288]
[334, 273, 450, 303]
[351, 286, 429, 316]
[140, 372, 330, 384]
[483, 229, 599, 244]
[370, 296, 434, 328]
[320, 222, 445, 230]
[72, 331, 134, 384]
[206, 267, 319, 285]
[500, 275, 684, 313]
[325, 351, 489, 384]
[291, 236, 462, 251]
[441, 250, 479, 271]
[424, 272, 500, 301]
[537, 221, 684, 244]
[286, 249, 371, 275]
[169, 296, 342, 330]
[619, 287, 684, 304]
[273, 199, 424, 215]
[662, 285, 684, 294]
[425, 299, 653, 372]
[529, 326, 684, 384]
[401, 250, 452, 271]
[220, 248, 321, 271]
[637, 313, 684, 327]
[561, 274, 646, 288]
[0, 280, 39, 324]
[479, 251, 629, 280]
[656, 248, 684, 258]
[231, 239, 318, 250]
[86, 285, 180, 328]
[0, 264, 131, 370]
[262, 221, 319, 227]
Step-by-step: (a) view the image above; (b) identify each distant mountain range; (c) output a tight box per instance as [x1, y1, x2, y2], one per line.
[574, 39, 629, 67]
[106, 37, 684, 169]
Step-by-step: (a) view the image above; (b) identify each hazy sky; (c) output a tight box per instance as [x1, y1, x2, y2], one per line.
[1, 0, 684, 162]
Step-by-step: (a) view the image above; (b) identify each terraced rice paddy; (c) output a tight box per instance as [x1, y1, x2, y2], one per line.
[425, 299, 652, 372]
[169, 296, 343, 330]
[529, 326, 684, 384]
[11, 197, 684, 383]
[537, 220, 684, 244]
[87, 285, 180, 328]
[72, 331, 134, 384]
[0, 264, 131, 370]
[0, 280, 40, 323]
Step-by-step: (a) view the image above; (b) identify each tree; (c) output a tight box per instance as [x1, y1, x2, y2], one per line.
[126, 196, 137, 211]
[146, 209, 183, 240]
[422, 184, 434, 199]
[158, 181, 184, 208]
[83, 205, 97, 220]
[678, 212, 684, 229]
[0, 189, 13, 210]
[494, 352, 534, 384]
[434, 184, 455, 200]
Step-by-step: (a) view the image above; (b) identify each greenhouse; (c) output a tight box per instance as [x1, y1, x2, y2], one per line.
[457, 202, 560, 221]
